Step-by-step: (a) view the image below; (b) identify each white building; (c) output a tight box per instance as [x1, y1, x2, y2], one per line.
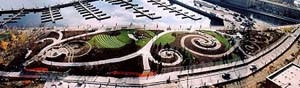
[295, 0, 300, 7]
[266, 63, 300, 88]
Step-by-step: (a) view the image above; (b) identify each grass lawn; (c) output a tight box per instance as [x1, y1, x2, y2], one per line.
[203, 31, 232, 50]
[135, 30, 156, 47]
[116, 30, 134, 44]
[136, 38, 151, 47]
[0, 33, 10, 41]
[89, 30, 157, 48]
[145, 30, 156, 37]
[154, 33, 175, 46]
[88, 35, 125, 48]
[89, 30, 133, 48]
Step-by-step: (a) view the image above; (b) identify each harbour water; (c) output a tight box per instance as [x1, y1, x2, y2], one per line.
[0, 0, 293, 29]
[0, 0, 210, 29]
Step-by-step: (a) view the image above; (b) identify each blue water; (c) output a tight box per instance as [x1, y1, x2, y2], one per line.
[0, 0, 210, 29]
[0, 0, 75, 10]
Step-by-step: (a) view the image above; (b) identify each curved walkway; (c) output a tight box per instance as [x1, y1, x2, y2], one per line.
[38, 29, 239, 69]
[149, 48, 183, 66]
[181, 34, 240, 58]
[39, 30, 190, 67]
[23, 29, 107, 66]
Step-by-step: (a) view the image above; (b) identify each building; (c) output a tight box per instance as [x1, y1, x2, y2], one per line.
[266, 63, 300, 88]
[295, 0, 300, 7]
[203, 0, 253, 8]
[203, 0, 300, 24]
[221, 0, 253, 8]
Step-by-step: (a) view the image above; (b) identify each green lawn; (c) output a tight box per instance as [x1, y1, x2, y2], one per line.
[116, 30, 134, 44]
[0, 33, 10, 41]
[145, 30, 156, 37]
[89, 30, 133, 48]
[89, 30, 157, 48]
[135, 30, 156, 47]
[136, 38, 151, 47]
[154, 33, 175, 46]
[203, 31, 232, 50]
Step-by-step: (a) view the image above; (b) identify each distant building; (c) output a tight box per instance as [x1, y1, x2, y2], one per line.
[204, 0, 300, 23]
[204, 0, 254, 8]
[222, 0, 254, 8]
[266, 63, 300, 88]
[295, 0, 300, 7]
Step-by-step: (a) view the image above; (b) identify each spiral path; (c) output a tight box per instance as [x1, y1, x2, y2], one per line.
[248, 32, 273, 44]
[190, 34, 222, 51]
[44, 41, 92, 62]
[149, 48, 183, 66]
[180, 32, 239, 58]
[241, 32, 276, 55]
[240, 41, 261, 55]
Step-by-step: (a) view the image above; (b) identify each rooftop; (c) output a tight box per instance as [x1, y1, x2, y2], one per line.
[267, 63, 300, 88]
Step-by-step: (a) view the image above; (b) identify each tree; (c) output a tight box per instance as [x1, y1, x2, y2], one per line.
[152, 44, 157, 52]
[17, 32, 28, 44]
[164, 43, 170, 48]
[0, 57, 4, 65]
[10, 33, 17, 41]
[158, 62, 163, 73]
[181, 49, 194, 66]
[158, 43, 162, 50]
[0, 40, 9, 52]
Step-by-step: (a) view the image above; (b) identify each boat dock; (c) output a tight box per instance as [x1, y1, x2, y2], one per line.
[148, 0, 202, 21]
[104, 0, 162, 20]
[0, 9, 27, 26]
[41, 7, 63, 23]
[74, 1, 111, 21]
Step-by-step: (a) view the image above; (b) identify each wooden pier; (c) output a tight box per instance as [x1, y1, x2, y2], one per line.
[105, 0, 162, 20]
[74, 1, 111, 21]
[41, 7, 63, 23]
[148, 0, 202, 21]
